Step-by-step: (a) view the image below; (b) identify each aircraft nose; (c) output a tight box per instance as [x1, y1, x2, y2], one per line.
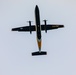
[35, 5, 39, 9]
[36, 5, 38, 8]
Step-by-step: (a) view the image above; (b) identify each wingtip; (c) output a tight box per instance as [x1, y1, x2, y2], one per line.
[12, 28, 19, 31]
[12, 28, 16, 31]
[12, 28, 14, 31]
[59, 25, 64, 28]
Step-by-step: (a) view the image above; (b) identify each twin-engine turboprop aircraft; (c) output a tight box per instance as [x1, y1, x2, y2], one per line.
[12, 5, 64, 56]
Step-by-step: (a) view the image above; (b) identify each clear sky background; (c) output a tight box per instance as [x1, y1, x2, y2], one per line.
[0, 0, 76, 75]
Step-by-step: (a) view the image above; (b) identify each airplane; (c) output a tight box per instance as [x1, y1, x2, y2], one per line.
[12, 5, 64, 56]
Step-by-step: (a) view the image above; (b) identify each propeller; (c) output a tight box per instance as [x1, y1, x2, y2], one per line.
[27, 21, 32, 34]
[27, 21, 33, 26]
[43, 20, 48, 33]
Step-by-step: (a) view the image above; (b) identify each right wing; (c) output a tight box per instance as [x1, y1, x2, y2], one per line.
[12, 25, 36, 32]
[41, 24, 64, 31]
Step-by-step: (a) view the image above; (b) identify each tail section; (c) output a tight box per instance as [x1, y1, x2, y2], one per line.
[32, 51, 47, 56]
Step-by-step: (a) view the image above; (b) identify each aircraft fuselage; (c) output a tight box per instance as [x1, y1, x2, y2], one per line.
[35, 5, 41, 52]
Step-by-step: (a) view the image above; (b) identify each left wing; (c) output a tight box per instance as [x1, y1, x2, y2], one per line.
[12, 25, 36, 32]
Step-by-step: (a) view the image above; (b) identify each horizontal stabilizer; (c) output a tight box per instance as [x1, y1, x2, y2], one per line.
[32, 51, 47, 56]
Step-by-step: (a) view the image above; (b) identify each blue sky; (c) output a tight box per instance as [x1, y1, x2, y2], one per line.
[0, 0, 76, 75]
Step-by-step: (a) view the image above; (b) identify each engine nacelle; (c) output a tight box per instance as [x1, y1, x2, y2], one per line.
[43, 20, 47, 33]
[28, 21, 32, 34]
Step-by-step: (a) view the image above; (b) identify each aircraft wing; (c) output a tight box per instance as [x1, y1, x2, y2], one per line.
[12, 26, 36, 32]
[41, 24, 64, 30]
